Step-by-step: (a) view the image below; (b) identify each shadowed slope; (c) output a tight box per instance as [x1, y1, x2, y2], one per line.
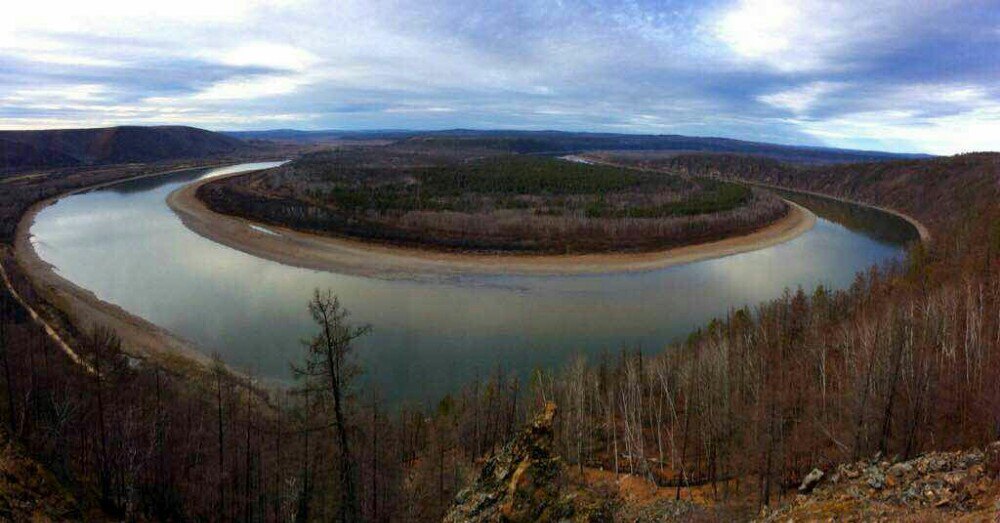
[0, 126, 248, 173]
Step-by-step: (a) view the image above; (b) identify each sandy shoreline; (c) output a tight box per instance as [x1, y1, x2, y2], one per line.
[10, 166, 243, 374]
[168, 172, 817, 278]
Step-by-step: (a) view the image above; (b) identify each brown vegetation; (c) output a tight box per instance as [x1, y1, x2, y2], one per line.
[516, 152, 999, 513]
[0, 148, 996, 521]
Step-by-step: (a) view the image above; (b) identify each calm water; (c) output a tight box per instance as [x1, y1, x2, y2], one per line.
[31, 163, 918, 403]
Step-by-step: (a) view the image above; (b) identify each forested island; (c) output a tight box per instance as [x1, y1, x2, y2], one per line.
[196, 146, 787, 254]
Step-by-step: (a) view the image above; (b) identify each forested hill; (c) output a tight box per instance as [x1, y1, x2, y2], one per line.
[0, 125, 249, 172]
[226, 129, 931, 165]
[621, 152, 999, 238]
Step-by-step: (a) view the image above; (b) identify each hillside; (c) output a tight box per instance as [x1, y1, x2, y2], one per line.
[0, 126, 248, 172]
[447, 406, 1000, 522]
[0, 426, 108, 521]
[0, 146, 994, 520]
[760, 442, 1000, 521]
[441, 152, 999, 520]
[603, 151, 998, 238]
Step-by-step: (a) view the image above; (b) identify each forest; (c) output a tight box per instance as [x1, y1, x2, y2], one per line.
[198, 150, 787, 253]
[0, 151, 997, 520]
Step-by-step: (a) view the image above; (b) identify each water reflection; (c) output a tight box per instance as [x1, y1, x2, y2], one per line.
[32, 164, 915, 403]
[776, 190, 920, 245]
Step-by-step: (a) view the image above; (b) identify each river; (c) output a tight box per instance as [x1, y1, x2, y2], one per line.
[29, 163, 919, 403]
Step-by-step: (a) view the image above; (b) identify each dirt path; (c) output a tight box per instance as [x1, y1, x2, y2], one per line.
[168, 172, 817, 278]
[0, 250, 93, 372]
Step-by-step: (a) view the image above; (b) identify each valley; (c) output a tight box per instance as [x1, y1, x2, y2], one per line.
[0, 126, 993, 522]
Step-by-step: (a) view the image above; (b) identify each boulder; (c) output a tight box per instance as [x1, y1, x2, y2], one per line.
[798, 468, 824, 494]
[866, 466, 886, 490]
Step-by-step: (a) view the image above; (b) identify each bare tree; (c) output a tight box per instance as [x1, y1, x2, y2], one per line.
[83, 326, 126, 513]
[292, 289, 371, 523]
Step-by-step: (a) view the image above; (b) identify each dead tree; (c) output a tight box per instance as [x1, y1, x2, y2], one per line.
[292, 289, 370, 523]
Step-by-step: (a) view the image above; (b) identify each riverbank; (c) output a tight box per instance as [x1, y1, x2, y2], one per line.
[586, 157, 931, 244]
[8, 164, 251, 376]
[14, 207, 213, 372]
[168, 170, 817, 278]
[745, 180, 931, 243]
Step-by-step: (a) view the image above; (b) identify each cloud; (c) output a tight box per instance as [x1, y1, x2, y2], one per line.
[191, 76, 307, 101]
[758, 82, 847, 114]
[213, 43, 319, 72]
[792, 104, 1000, 155]
[0, 0, 997, 154]
[3, 84, 111, 104]
[712, 0, 942, 72]
[0, 0, 275, 33]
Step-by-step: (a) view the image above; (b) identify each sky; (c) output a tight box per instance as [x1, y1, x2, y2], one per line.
[1, 0, 998, 154]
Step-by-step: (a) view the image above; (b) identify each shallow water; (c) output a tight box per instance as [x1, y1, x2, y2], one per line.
[30, 163, 918, 403]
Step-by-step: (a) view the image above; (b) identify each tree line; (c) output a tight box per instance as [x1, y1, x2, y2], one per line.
[0, 261, 537, 519]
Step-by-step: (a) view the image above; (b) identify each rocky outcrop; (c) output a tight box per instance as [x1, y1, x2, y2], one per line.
[798, 468, 824, 494]
[761, 443, 1000, 521]
[444, 403, 614, 522]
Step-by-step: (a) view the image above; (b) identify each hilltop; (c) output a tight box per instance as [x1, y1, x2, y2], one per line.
[761, 442, 1000, 521]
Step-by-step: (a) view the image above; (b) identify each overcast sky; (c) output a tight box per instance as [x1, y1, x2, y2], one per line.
[1, 0, 998, 153]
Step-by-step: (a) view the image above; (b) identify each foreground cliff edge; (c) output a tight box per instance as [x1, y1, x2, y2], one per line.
[445, 403, 1000, 521]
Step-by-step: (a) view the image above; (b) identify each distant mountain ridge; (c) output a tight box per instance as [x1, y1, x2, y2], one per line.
[0, 126, 248, 172]
[0, 125, 931, 173]
[227, 128, 932, 165]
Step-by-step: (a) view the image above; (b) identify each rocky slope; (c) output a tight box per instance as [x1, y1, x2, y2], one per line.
[761, 442, 1000, 521]
[448, 402, 1000, 522]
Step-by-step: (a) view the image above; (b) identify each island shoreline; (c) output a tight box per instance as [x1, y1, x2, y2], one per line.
[168, 170, 819, 278]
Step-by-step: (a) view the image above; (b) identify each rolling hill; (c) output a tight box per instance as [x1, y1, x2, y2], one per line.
[0, 125, 249, 172]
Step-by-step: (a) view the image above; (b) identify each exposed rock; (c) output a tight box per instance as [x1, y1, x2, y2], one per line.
[866, 466, 886, 490]
[760, 442, 1000, 522]
[888, 462, 913, 478]
[615, 498, 727, 522]
[798, 468, 824, 494]
[444, 403, 614, 522]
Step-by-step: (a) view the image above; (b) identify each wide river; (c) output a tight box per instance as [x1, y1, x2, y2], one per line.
[30, 163, 918, 403]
